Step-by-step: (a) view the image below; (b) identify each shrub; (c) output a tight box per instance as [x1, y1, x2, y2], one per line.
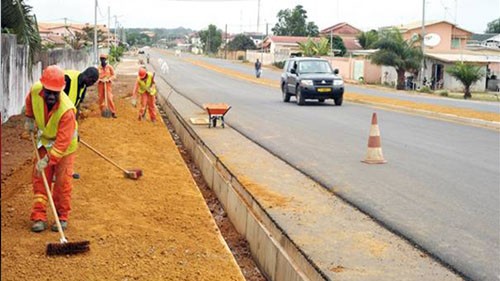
[237, 55, 245, 60]
[418, 86, 432, 93]
[273, 61, 286, 69]
[437, 90, 448, 96]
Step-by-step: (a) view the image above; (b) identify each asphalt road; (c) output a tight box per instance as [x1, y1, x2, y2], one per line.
[149, 51, 500, 281]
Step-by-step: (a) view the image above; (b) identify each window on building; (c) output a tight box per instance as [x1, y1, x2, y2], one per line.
[451, 38, 461, 49]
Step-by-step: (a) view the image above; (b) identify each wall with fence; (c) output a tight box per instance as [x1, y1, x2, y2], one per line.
[1, 34, 94, 123]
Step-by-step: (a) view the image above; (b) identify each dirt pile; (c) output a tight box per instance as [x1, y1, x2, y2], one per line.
[1, 71, 245, 280]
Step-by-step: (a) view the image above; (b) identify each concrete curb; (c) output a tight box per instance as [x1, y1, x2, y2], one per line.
[156, 93, 320, 281]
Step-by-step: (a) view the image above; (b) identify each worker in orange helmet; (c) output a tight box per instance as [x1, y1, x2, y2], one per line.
[97, 53, 117, 118]
[132, 67, 158, 122]
[24, 65, 79, 232]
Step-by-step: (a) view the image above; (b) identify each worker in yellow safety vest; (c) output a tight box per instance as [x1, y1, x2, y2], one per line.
[132, 67, 158, 122]
[63, 67, 99, 119]
[24, 65, 78, 233]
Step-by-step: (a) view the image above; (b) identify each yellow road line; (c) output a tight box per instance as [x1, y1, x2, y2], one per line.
[181, 57, 500, 123]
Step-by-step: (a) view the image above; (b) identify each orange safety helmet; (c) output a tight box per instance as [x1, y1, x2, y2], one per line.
[40, 65, 66, 91]
[138, 68, 147, 79]
[99, 53, 108, 59]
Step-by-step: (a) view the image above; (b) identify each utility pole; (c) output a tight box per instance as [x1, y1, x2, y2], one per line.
[330, 29, 333, 57]
[94, 0, 98, 64]
[114, 16, 118, 46]
[420, 0, 426, 88]
[225, 24, 227, 60]
[108, 6, 111, 47]
[257, 0, 261, 33]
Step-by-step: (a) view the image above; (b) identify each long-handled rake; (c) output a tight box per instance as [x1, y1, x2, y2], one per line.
[101, 81, 112, 118]
[79, 139, 142, 180]
[30, 133, 90, 256]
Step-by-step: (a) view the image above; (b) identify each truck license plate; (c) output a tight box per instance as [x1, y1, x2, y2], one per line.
[317, 88, 331, 92]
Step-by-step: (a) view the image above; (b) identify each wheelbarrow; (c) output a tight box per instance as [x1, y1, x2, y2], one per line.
[203, 103, 231, 128]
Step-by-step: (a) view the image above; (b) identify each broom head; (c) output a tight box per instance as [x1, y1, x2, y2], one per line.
[101, 109, 112, 118]
[46, 240, 90, 256]
[124, 169, 143, 180]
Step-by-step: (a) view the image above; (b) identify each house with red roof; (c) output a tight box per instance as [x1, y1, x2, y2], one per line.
[320, 22, 362, 52]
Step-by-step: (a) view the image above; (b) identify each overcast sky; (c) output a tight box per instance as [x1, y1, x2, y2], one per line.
[27, 0, 499, 34]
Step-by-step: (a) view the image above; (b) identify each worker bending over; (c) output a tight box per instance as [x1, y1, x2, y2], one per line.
[24, 65, 79, 233]
[97, 54, 117, 118]
[63, 67, 99, 119]
[132, 67, 158, 122]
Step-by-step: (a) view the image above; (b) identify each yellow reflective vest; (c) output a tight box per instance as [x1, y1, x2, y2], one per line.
[31, 82, 78, 156]
[137, 72, 157, 96]
[64, 70, 85, 107]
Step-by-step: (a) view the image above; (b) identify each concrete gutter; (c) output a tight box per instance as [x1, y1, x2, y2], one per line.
[153, 73, 464, 281]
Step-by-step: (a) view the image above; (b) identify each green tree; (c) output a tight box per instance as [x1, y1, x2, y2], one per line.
[485, 18, 500, 33]
[357, 29, 379, 49]
[298, 37, 330, 57]
[199, 24, 222, 54]
[1, 0, 41, 72]
[370, 28, 422, 90]
[272, 5, 319, 37]
[328, 35, 346, 56]
[82, 26, 106, 45]
[227, 34, 256, 51]
[446, 62, 484, 99]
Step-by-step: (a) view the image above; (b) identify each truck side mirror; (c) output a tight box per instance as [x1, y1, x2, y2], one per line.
[334, 68, 339, 75]
[290, 68, 296, 74]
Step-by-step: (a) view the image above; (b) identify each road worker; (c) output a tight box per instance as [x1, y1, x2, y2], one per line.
[24, 65, 78, 232]
[132, 67, 158, 122]
[63, 67, 99, 119]
[97, 54, 117, 118]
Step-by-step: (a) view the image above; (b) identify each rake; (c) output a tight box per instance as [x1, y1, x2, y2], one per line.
[79, 139, 143, 180]
[30, 133, 90, 256]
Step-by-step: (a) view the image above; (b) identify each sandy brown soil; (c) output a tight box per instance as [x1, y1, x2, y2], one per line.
[1, 69, 260, 280]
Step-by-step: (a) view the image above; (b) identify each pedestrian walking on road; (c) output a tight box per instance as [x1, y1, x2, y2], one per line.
[63, 67, 99, 119]
[24, 65, 79, 233]
[132, 67, 158, 122]
[97, 54, 117, 118]
[255, 59, 262, 78]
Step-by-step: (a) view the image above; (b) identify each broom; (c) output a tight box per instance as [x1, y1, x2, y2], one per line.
[101, 80, 112, 118]
[79, 139, 143, 180]
[31, 133, 90, 256]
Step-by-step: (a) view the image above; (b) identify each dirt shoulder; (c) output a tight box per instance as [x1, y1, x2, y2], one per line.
[1, 63, 244, 280]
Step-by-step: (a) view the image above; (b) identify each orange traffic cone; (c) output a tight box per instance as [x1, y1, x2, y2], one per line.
[362, 112, 387, 164]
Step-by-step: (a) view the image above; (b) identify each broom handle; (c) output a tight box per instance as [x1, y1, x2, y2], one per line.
[104, 81, 109, 109]
[31, 133, 68, 243]
[79, 139, 128, 173]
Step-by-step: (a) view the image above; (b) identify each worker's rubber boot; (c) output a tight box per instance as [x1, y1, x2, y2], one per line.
[51, 220, 68, 232]
[31, 220, 48, 232]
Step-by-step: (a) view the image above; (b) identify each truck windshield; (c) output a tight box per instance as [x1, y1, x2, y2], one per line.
[298, 61, 332, 74]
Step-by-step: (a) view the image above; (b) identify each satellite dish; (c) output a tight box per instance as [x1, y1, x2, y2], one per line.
[424, 33, 441, 47]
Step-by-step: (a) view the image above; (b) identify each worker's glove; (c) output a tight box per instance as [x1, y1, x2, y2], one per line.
[131, 98, 137, 107]
[24, 117, 36, 133]
[36, 155, 49, 172]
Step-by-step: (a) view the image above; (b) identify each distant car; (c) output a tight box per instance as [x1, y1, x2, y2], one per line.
[281, 57, 344, 105]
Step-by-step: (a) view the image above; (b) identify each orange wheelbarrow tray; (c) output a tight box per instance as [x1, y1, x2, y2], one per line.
[203, 103, 232, 128]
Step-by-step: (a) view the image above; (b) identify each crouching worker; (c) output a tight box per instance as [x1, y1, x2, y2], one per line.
[63, 67, 99, 119]
[24, 65, 78, 233]
[132, 67, 158, 122]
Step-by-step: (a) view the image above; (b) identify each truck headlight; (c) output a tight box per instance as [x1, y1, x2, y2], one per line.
[333, 80, 344, 86]
[300, 80, 314, 86]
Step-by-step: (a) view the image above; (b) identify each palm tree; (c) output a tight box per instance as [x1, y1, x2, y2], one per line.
[370, 28, 422, 90]
[298, 38, 330, 57]
[446, 62, 484, 99]
[357, 30, 379, 49]
[1, 0, 41, 72]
